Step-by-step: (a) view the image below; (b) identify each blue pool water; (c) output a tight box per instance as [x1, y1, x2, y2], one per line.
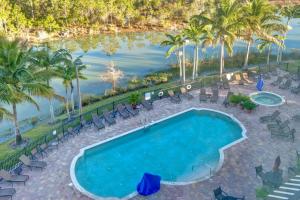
[250, 92, 284, 107]
[72, 109, 245, 198]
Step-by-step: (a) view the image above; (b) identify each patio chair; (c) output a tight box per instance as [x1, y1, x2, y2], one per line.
[37, 143, 48, 157]
[124, 103, 139, 116]
[220, 79, 230, 90]
[199, 88, 208, 102]
[0, 170, 29, 186]
[167, 90, 181, 103]
[0, 187, 16, 200]
[67, 127, 77, 137]
[141, 100, 153, 111]
[279, 79, 292, 89]
[223, 91, 234, 108]
[242, 73, 254, 84]
[210, 88, 219, 103]
[92, 114, 105, 130]
[231, 74, 245, 85]
[180, 87, 193, 100]
[117, 104, 130, 119]
[291, 83, 300, 94]
[255, 165, 264, 178]
[267, 120, 290, 131]
[19, 155, 47, 170]
[259, 111, 280, 123]
[271, 76, 283, 86]
[103, 110, 116, 125]
[271, 128, 295, 142]
[213, 187, 245, 200]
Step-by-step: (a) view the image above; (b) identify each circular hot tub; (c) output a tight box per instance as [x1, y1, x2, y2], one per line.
[250, 91, 285, 107]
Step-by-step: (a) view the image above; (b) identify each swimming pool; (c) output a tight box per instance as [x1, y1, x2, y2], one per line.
[250, 91, 285, 107]
[70, 108, 247, 199]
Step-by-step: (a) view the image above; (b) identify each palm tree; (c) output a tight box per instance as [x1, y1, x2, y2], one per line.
[65, 55, 86, 115]
[278, 4, 300, 62]
[183, 23, 213, 80]
[31, 47, 69, 123]
[241, 0, 283, 68]
[57, 56, 86, 119]
[0, 37, 54, 144]
[257, 35, 284, 68]
[161, 34, 184, 81]
[195, 0, 243, 79]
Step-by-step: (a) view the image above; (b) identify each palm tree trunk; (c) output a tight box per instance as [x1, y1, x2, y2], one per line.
[182, 45, 186, 83]
[47, 80, 55, 123]
[70, 83, 75, 113]
[267, 45, 271, 66]
[65, 87, 70, 119]
[176, 52, 182, 80]
[195, 46, 199, 78]
[279, 19, 290, 62]
[244, 41, 251, 68]
[12, 103, 22, 144]
[75, 65, 82, 114]
[276, 46, 280, 64]
[220, 40, 225, 80]
[192, 46, 197, 80]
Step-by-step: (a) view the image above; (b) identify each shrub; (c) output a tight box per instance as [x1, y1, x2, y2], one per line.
[242, 100, 257, 111]
[229, 94, 250, 105]
[256, 187, 269, 199]
[129, 92, 141, 105]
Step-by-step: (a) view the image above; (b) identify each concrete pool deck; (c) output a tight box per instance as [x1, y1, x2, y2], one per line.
[2, 70, 300, 200]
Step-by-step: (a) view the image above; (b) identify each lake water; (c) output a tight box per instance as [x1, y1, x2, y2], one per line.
[0, 19, 299, 137]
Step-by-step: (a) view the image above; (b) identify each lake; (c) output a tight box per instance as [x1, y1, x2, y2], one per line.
[0, 18, 299, 139]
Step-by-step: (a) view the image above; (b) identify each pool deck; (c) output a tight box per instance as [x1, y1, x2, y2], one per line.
[2, 70, 300, 200]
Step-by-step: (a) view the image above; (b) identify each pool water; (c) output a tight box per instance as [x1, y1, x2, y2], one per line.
[250, 92, 284, 107]
[72, 109, 245, 199]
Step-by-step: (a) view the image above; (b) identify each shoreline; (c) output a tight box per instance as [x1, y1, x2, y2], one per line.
[8, 24, 185, 44]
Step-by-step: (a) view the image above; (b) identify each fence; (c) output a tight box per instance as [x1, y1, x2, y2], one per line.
[0, 64, 278, 171]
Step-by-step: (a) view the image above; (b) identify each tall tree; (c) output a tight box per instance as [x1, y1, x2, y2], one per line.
[31, 48, 69, 123]
[0, 37, 54, 144]
[278, 4, 300, 62]
[195, 0, 242, 79]
[161, 34, 184, 81]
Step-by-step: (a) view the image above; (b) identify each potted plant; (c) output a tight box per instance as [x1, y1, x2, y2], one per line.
[242, 100, 257, 113]
[129, 92, 141, 109]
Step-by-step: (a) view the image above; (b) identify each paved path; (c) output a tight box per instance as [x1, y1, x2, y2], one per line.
[1, 70, 300, 200]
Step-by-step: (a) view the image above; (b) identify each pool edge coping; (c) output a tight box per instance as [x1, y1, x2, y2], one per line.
[249, 91, 285, 107]
[70, 107, 248, 200]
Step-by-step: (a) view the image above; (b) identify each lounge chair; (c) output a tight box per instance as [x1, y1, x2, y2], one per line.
[279, 79, 292, 89]
[141, 100, 153, 110]
[259, 111, 280, 123]
[167, 90, 181, 103]
[213, 187, 245, 200]
[0, 187, 16, 200]
[124, 104, 139, 116]
[103, 111, 116, 125]
[271, 76, 283, 86]
[223, 91, 233, 107]
[267, 120, 290, 131]
[199, 88, 208, 102]
[67, 127, 77, 137]
[116, 104, 130, 119]
[0, 170, 29, 186]
[180, 87, 193, 100]
[242, 73, 254, 84]
[291, 83, 300, 94]
[220, 79, 230, 90]
[37, 143, 48, 157]
[92, 114, 105, 130]
[271, 128, 295, 142]
[232, 74, 245, 85]
[19, 155, 47, 170]
[210, 89, 219, 103]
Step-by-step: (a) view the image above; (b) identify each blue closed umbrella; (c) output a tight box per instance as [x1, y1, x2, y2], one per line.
[256, 75, 264, 91]
[137, 173, 161, 196]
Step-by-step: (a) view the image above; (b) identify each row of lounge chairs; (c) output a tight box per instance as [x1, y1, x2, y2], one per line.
[271, 76, 300, 94]
[260, 111, 296, 142]
[0, 154, 47, 199]
[231, 73, 254, 85]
